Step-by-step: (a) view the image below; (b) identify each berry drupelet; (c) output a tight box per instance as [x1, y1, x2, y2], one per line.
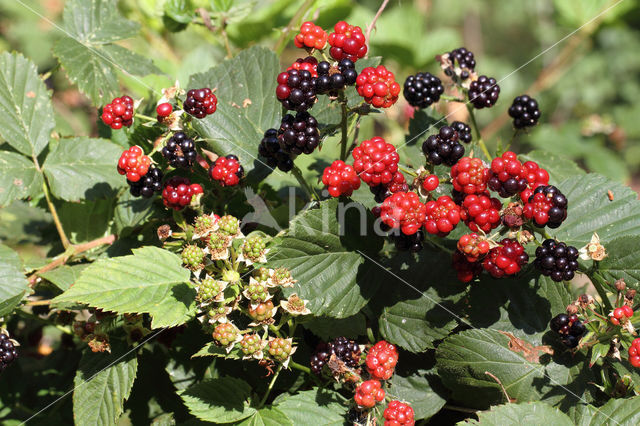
[451, 121, 472, 144]
[508, 95, 541, 129]
[422, 126, 465, 166]
[162, 132, 197, 169]
[278, 112, 320, 155]
[550, 313, 586, 348]
[534, 239, 579, 282]
[128, 166, 162, 198]
[315, 59, 357, 95]
[468, 75, 500, 109]
[488, 151, 528, 198]
[258, 128, 294, 172]
[403, 72, 444, 108]
[184, 88, 217, 118]
[276, 69, 316, 112]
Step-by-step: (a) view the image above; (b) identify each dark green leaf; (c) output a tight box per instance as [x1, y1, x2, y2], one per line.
[275, 388, 348, 425]
[0, 151, 42, 207]
[180, 377, 255, 423]
[0, 244, 29, 316]
[39, 264, 89, 292]
[592, 236, 640, 289]
[113, 191, 157, 234]
[462, 401, 572, 425]
[237, 407, 293, 426]
[387, 370, 447, 421]
[303, 313, 367, 340]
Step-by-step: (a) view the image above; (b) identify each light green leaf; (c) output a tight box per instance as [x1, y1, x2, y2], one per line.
[0, 244, 29, 316]
[520, 150, 585, 184]
[62, 0, 139, 43]
[461, 401, 572, 425]
[237, 407, 293, 426]
[38, 264, 89, 292]
[0, 151, 42, 207]
[0, 52, 55, 157]
[73, 346, 138, 426]
[113, 191, 157, 234]
[275, 389, 348, 426]
[43, 137, 124, 201]
[387, 370, 447, 421]
[572, 396, 640, 426]
[53, 247, 195, 328]
[59, 198, 114, 244]
[180, 377, 255, 423]
[164, 0, 195, 24]
[592, 236, 640, 289]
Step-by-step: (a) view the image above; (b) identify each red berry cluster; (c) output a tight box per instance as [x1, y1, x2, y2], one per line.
[452, 250, 483, 283]
[421, 174, 439, 192]
[629, 338, 640, 367]
[450, 157, 489, 195]
[101, 95, 134, 129]
[366, 340, 399, 380]
[294, 21, 328, 50]
[380, 192, 426, 235]
[287, 56, 318, 78]
[352, 137, 399, 186]
[488, 151, 527, 198]
[523, 185, 568, 228]
[117, 146, 151, 182]
[322, 160, 361, 197]
[610, 305, 633, 326]
[354, 380, 385, 408]
[328, 21, 367, 62]
[457, 233, 491, 262]
[356, 65, 401, 108]
[383, 401, 415, 426]
[482, 238, 528, 278]
[162, 177, 203, 210]
[424, 195, 461, 236]
[459, 193, 501, 233]
[184, 88, 217, 119]
[519, 160, 549, 201]
[209, 155, 243, 187]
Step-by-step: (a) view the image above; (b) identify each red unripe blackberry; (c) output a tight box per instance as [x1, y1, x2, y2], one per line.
[276, 69, 316, 112]
[117, 146, 151, 182]
[162, 131, 197, 169]
[457, 233, 491, 262]
[380, 192, 426, 236]
[128, 166, 162, 198]
[383, 400, 415, 426]
[356, 65, 401, 108]
[156, 102, 173, 118]
[322, 160, 360, 197]
[488, 151, 527, 198]
[452, 250, 482, 283]
[366, 340, 399, 380]
[101, 95, 134, 129]
[184, 88, 217, 118]
[327, 21, 367, 62]
[508, 95, 540, 129]
[355, 380, 385, 408]
[422, 174, 439, 192]
[629, 338, 640, 367]
[162, 177, 203, 210]
[424, 195, 461, 236]
[523, 185, 568, 228]
[468, 75, 500, 109]
[315, 59, 358, 95]
[403, 72, 444, 108]
[534, 239, 579, 282]
[209, 155, 243, 186]
[287, 56, 318, 78]
[422, 126, 465, 166]
[518, 160, 549, 201]
[482, 238, 528, 278]
[459, 193, 502, 233]
[450, 157, 489, 195]
[451, 121, 472, 143]
[352, 137, 399, 187]
[371, 171, 408, 203]
[294, 21, 327, 50]
[277, 112, 320, 155]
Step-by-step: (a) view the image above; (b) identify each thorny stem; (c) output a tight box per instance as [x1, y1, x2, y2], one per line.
[590, 270, 614, 312]
[258, 364, 283, 408]
[339, 94, 349, 161]
[466, 105, 492, 160]
[291, 165, 320, 201]
[41, 179, 71, 249]
[365, 0, 390, 54]
[275, 0, 316, 55]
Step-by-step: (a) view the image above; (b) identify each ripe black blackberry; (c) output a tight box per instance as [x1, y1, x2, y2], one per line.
[310, 337, 361, 375]
[550, 313, 586, 348]
[422, 126, 465, 166]
[468, 75, 500, 109]
[315, 59, 358, 95]
[276, 69, 316, 112]
[451, 121, 472, 144]
[258, 129, 294, 172]
[446, 47, 476, 79]
[524, 185, 568, 229]
[128, 166, 163, 198]
[403, 72, 444, 108]
[393, 229, 424, 252]
[184, 88, 217, 118]
[162, 132, 197, 168]
[278, 112, 320, 155]
[0, 333, 18, 371]
[508, 95, 541, 129]
[310, 342, 330, 375]
[534, 239, 579, 282]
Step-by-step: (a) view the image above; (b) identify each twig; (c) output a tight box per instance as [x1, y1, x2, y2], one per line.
[291, 165, 320, 201]
[444, 404, 480, 414]
[196, 8, 232, 58]
[258, 364, 283, 408]
[275, 0, 316, 55]
[41, 176, 70, 250]
[365, 0, 390, 53]
[485, 371, 515, 403]
[196, 8, 216, 32]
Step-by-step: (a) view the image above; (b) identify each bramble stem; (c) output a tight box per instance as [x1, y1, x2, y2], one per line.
[398, 165, 417, 177]
[466, 105, 492, 160]
[274, 0, 316, 55]
[590, 271, 614, 312]
[291, 165, 319, 201]
[440, 94, 465, 102]
[289, 360, 322, 385]
[134, 113, 156, 122]
[339, 94, 349, 161]
[258, 364, 283, 408]
[41, 179, 71, 249]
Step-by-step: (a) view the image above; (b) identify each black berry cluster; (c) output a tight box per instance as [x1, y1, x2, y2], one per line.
[276, 69, 316, 112]
[422, 126, 465, 166]
[315, 59, 358, 95]
[446, 47, 476, 79]
[258, 129, 294, 172]
[184, 88, 217, 118]
[403, 72, 444, 108]
[534, 239, 579, 282]
[550, 314, 586, 348]
[162, 132, 196, 168]
[451, 121, 472, 143]
[128, 167, 163, 198]
[393, 229, 424, 252]
[468, 75, 500, 109]
[524, 185, 568, 228]
[0, 333, 18, 371]
[310, 336, 361, 375]
[278, 112, 320, 155]
[509, 95, 541, 129]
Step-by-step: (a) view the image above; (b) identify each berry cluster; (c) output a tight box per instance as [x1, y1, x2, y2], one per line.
[380, 192, 427, 235]
[198, 276, 226, 301]
[182, 245, 205, 269]
[213, 323, 238, 346]
[451, 121, 473, 144]
[315, 59, 358, 95]
[287, 56, 318, 78]
[488, 151, 527, 197]
[392, 230, 424, 252]
[509, 95, 541, 129]
[383, 401, 415, 426]
[276, 69, 316, 112]
[445, 47, 476, 79]
[424, 195, 461, 236]
[422, 126, 465, 166]
[278, 112, 320, 155]
[534, 239, 579, 282]
[209, 155, 243, 187]
[628, 338, 640, 367]
[249, 300, 275, 322]
[550, 313, 586, 348]
[403, 72, 444, 108]
[162, 132, 196, 169]
[457, 233, 491, 262]
[117, 146, 151, 182]
[468, 75, 500, 109]
[162, 177, 203, 210]
[482, 238, 528, 278]
[356, 65, 401, 108]
[371, 171, 408, 203]
[611, 305, 634, 326]
[366, 340, 398, 380]
[519, 160, 550, 201]
[450, 157, 489, 195]
[322, 160, 361, 197]
[352, 137, 399, 187]
[240, 334, 262, 357]
[328, 21, 367, 62]
[452, 250, 483, 283]
[259, 129, 293, 172]
[101, 95, 134, 129]
[354, 380, 385, 408]
[0, 333, 17, 371]
[241, 236, 266, 263]
[294, 21, 327, 50]
[459, 193, 502, 232]
[184, 88, 217, 118]
[268, 338, 293, 362]
[128, 167, 162, 198]
[523, 185, 568, 228]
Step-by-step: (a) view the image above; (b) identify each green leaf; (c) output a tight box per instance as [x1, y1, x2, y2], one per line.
[180, 377, 255, 423]
[52, 247, 195, 328]
[462, 401, 572, 425]
[592, 236, 640, 289]
[387, 370, 447, 421]
[275, 389, 348, 425]
[0, 52, 55, 157]
[0, 151, 42, 207]
[53, 0, 160, 105]
[192, 342, 242, 359]
[59, 198, 114, 244]
[237, 407, 293, 426]
[72, 347, 138, 426]
[39, 264, 89, 292]
[572, 396, 640, 425]
[0, 244, 29, 316]
[113, 191, 157, 234]
[303, 313, 367, 340]
[164, 0, 195, 24]
[43, 138, 124, 201]
[188, 46, 281, 182]
[520, 150, 585, 184]
[267, 198, 383, 318]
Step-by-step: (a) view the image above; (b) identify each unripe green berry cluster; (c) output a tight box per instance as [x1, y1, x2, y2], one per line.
[253, 267, 270, 282]
[246, 281, 269, 303]
[242, 236, 266, 261]
[199, 277, 225, 301]
[213, 323, 237, 346]
[268, 338, 292, 362]
[182, 245, 205, 268]
[217, 215, 240, 236]
[240, 334, 262, 355]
